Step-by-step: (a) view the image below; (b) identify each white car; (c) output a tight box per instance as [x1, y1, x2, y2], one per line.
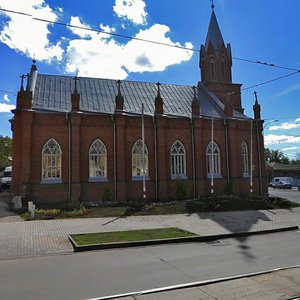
[1, 166, 12, 190]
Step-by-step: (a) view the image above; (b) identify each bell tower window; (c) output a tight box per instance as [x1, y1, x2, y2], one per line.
[221, 57, 225, 77]
[209, 58, 215, 78]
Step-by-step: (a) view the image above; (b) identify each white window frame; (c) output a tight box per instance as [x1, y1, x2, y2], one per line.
[170, 140, 187, 179]
[207, 141, 221, 178]
[41, 138, 62, 184]
[89, 139, 108, 182]
[242, 141, 250, 177]
[132, 139, 149, 180]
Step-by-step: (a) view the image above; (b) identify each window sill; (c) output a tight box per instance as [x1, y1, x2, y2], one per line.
[41, 178, 62, 184]
[89, 177, 108, 182]
[243, 173, 250, 178]
[207, 174, 223, 179]
[132, 176, 150, 181]
[171, 175, 188, 180]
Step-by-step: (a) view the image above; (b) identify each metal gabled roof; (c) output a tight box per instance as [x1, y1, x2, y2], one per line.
[32, 73, 249, 120]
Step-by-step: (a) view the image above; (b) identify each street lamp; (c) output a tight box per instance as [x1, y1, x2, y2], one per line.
[263, 119, 278, 131]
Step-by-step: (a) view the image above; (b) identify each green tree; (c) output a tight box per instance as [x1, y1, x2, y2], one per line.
[264, 148, 290, 164]
[0, 135, 12, 171]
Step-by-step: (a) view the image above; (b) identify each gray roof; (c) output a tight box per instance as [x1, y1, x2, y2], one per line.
[205, 10, 225, 51]
[31, 73, 249, 120]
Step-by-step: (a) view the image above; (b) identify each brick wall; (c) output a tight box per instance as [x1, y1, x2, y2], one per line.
[11, 108, 267, 205]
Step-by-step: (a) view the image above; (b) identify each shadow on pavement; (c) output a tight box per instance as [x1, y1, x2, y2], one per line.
[196, 210, 272, 260]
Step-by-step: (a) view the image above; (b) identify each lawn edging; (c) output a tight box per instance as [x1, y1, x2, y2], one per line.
[69, 225, 298, 252]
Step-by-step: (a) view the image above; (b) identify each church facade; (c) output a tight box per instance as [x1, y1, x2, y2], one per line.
[11, 9, 267, 205]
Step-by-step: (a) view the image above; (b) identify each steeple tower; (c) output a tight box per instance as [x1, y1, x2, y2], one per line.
[199, 5, 244, 114]
[200, 7, 232, 83]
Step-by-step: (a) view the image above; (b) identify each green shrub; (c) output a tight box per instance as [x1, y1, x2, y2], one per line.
[102, 185, 113, 202]
[175, 179, 187, 200]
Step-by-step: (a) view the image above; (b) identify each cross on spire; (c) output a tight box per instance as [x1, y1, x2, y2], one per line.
[192, 85, 197, 99]
[20, 74, 26, 90]
[156, 82, 161, 98]
[117, 79, 122, 97]
[253, 90, 258, 102]
[210, 0, 215, 9]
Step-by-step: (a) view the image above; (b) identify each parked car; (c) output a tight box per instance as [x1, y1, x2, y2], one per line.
[269, 180, 292, 189]
[1, 166, 12, 190]
[269, 177, 293, 189]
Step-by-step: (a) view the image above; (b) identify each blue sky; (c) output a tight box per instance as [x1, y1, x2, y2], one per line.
[0, 0, 300, 159]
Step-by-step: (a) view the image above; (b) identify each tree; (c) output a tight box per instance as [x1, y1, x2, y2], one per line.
[0, 135, 12, 171]
[264, 148, 290, 164]
[291, 152, 300, 164]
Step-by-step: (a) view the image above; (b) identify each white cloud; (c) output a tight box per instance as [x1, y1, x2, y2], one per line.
[269, 122, 300, 131]
[3, 94, 10, 102]
[0, 102, 15, 112]
[123, 24, 193, 73]
[264, 134, 300, 145]
[69, 16, 93, 38]
[276, 82, 300, 98]
[0, 0, 63, 61]
[65, 23, 194, 79]
[295, 118, 300, 122]
[281, 146, 299, 152]
[113, 0, 147, 25]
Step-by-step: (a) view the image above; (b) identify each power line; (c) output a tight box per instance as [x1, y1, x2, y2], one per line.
[241, 71, 300, 91]
[1, 7, 300, 73]
[1, 7, 300, 95]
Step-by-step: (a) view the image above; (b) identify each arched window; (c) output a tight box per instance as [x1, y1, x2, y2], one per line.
[242, 141, 249, 176]
[41, 138, 62, 182]
[206, 141, 221, 176]
[170, 140, 186, 179]
[89, 139, 107, 180]
[132, 139, 148, 179]
[210, 57, 215, 78]
[221, 57, 225, 77]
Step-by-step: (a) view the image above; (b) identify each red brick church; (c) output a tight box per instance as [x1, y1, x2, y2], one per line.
[11, 8, 267, 205]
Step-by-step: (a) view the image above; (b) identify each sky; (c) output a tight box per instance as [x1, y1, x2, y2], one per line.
[0, 0, 299, 159]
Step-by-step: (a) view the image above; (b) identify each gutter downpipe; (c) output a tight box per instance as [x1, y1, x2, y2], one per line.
[250, 120, 253, 193]
[191, 117, 196, 198]
[66, 113, 72, 203]
[224, 119, 230, 183]
[113, 114, 117, 202]
[210, 117, 214, 194]
[153, 117, 158, 200]
[256, 121, 263, 196]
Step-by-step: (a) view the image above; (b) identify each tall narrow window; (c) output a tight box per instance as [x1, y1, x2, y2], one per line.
[242, 141, 249, 176]
[132, 139, 148, 179]
[171, 140, 186, 179]
[89, 139, 107, 180]
[206, 141, 221, 176]
[210, 57, 215, 78]
[221, 57, 225, 77]
[41, 138, 62, 182]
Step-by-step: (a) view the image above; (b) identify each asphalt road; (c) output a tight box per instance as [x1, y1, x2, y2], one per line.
[269, 187, 300, 204]
[0, 230, 300, 300]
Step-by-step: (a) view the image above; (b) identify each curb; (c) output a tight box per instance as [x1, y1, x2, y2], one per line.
[69, 225, 298, 252]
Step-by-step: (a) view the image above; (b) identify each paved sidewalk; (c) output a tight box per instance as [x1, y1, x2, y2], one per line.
[0, 203, 300, 259]
[115, 267, 300, 300]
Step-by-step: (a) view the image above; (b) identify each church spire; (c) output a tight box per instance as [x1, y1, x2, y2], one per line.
[204, 9, 224, 52]
[200, 7, 232, 84]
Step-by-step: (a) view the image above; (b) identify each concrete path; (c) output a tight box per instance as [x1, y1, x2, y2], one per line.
[1, 194, 300, 299]
[0, 202, 299, 259]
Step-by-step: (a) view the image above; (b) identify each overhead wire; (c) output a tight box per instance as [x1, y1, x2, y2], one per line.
[0, 7, 300, 94]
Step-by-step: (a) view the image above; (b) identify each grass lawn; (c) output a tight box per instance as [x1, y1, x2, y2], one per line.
[71, 227, 197, 246]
